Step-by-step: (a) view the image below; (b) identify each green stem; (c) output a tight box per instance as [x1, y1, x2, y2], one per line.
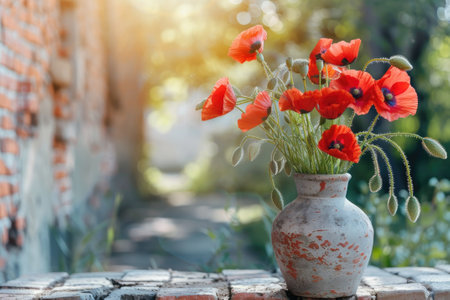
[363, 57, 389, 72]
[360, 114, 380, 152]
[370, 145, 395, 195]
[377, 136, 414, 196]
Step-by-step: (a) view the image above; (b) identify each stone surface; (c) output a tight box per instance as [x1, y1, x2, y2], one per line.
[0, 266, 448, 299]
[372, 283, 430, 300]
[121, 270, 171, 283]
[426, 282, 450, 300]
[385, 267, 445, 278]
[157, 287, 219, 300]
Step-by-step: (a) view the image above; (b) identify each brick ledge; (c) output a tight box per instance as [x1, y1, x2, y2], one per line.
[0, 265, 449, 299]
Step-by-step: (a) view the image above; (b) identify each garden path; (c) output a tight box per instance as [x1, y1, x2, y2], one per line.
[106, 191, 268, 272]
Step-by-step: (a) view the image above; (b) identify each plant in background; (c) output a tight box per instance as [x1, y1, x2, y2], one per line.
[197, 25, 447, 222]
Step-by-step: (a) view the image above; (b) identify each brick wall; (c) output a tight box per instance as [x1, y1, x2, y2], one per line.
[0, 0, 115, 280]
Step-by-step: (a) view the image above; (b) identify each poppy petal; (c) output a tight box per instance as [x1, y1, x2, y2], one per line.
[330, 70, 378, 115]
[201, 77, 237, 121]
[318, 125, 361, 163]
[316, 88, 354, 119]
[228, 25, 268, 64]
[373, 67, 418, 121]
[322, 39, 361, 66]
[238, 91, 272, 132]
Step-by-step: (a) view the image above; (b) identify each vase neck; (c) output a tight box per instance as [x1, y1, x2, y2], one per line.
[294, 173, 350, 199]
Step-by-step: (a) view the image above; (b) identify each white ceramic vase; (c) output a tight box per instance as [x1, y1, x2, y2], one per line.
[271, 173, 373, 298]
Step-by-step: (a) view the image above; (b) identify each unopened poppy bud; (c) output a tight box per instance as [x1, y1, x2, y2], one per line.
[284, 162, 292, 176]
[387, 193, 398, 216]
[231, 146, 244, 167]
[291, 59, 309, 78]
[422, 137, 447, 159]
[406, 195, 420, 223]
[269, 160, 279, 175]
[248, 141, 263, 161]
[286, 57, 293, 69]
[256, 53, 264, 63]
[316, 59, 324, 73]
[369, 173, 382, 192]
[389, 55, 413, 71]
[271, 187, 284, 210]
[267, 77, 278, 90]
[283, 114, 290, 124]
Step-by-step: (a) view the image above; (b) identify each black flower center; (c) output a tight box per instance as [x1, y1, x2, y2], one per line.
[350, 87, 363, 100]
[262, 107, 272, 121]
[381, 87, 396, 107]
[250, 41, 262, 53]
[329, 140, 344, 150]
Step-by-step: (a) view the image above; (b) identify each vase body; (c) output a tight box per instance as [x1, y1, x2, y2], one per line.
[271, 173, 373, 298]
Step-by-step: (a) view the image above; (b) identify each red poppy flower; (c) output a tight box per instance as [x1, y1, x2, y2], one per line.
[316, 88, 354, 119]
[322, 39, 361, 66]
[228, 25, 268, 64]
[308, 38, 341, 84]
[373, 67, 418, 122]
[330, 70, 378, 115]
[238, 91, 272, 132]
[279, 88, 317, 113]
[201, 77, 237, 121]
[318, 125, 361, 163]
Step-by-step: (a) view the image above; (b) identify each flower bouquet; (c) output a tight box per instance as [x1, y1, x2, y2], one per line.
[197, 25, 447, 297]
[198, 25, 447, 222]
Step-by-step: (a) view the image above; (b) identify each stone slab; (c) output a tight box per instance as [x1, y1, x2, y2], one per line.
[105, 286, 158, 300]
[156, 287, 218, 300]
[231, 282, 288, 300]
[373, 283, 430, 300]
[0, 272, 68, 290]
[362, 275, 407, 287]
[355, 285, 374, 300]
[385, 267, 445, 278]
[435, 264, 450, 274]
[41, 291, 95, 300]
[427, 282, 450, 300]
[121, 270, 171, 283]
[411, 274, 450, 288]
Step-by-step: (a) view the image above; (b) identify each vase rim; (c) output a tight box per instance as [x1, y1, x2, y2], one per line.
[294, 173, 351, 181]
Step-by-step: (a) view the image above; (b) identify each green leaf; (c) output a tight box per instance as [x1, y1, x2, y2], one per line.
[406, 196, 421, 223]
[271, 188, 284, 210]
[231, 147, 244, 167]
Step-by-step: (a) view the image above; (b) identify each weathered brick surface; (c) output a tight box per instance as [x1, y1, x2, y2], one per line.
[0, 266, 448, 299]
[0, 0, 115, 280]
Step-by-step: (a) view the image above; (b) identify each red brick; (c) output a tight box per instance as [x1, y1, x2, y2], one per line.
[1, 116, 15, 130]
[2, 227, 8, 245]
[53, 153, 66, 164]
[0, 182, 10, 197]
[0, 159, 12, 175]
[0, 202, 7, 218]
[0, 94, 15, 111]
[1, 138, 20, 154]
[54, 171, 68, 180]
